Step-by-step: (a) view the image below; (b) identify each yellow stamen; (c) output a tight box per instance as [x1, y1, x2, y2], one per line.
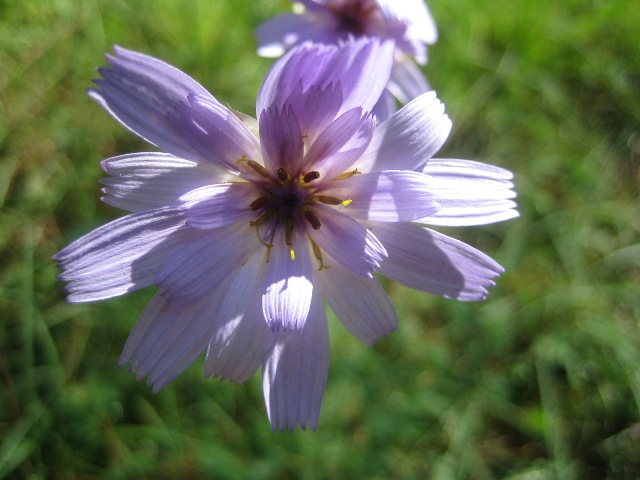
[238, 156, 269, 178]
[334, 168, 361, 181]
[263, 227, 277, 263]
[253, 223, 274, 249]
[310, 237, 329, 271]
[285, 223, 295, 261]
[316, 195, 352, 207]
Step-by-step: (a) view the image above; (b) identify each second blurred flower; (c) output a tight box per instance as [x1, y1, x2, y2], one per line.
[256, 0, 438, 119]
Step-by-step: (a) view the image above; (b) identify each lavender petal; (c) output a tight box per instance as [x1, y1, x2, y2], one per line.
[100, 152, 229, 212]
[369, 221, 504, 301]
[318, 256, 397, 345]
[89, 46, 213, 160]
[262, 291, 329, 432]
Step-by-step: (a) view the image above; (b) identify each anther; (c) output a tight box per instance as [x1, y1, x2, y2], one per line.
[303, 171, 320, 183]
[249, 195, 270, 211]
[277, 167, 288, 182]
[304, 210, 322, 230]
[316, 195, 343, 205]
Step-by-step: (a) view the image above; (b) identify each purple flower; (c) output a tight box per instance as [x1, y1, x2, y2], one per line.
[55, 38, 517, 431]
[256, 0, 438, 119]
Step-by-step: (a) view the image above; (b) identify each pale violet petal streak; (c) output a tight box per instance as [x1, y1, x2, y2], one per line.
[387, 57, 431, 104]
[320, 37, 395, 117]
[257, 43, 332, 116]
[303, 108, 375, 181]
[205, 251, 275, 383]
[356, 91, 452, 173]
[54, 207, 192, 302]
[89, 46, 213, 160]
[419, 158, 519, 226]
[259, 105, 304, 175]
[180, 182, 259, 229]
[377, 0, 438, 48]
[317, 255, 397, 345]
[100, 152, 229, 212]
[262, 227, 314, 331]
[119, 287, 227, 392]
[257, 38, 394, 119]
[308, 205, 387, 277]
[320, 170, 440, 222]
[282, 84, 344, 148]
[371, 90, 397, 123]
[263, 291, 329, 432]
[423, 200, 518, 226]
[404, 0, 438, 45]
[155, 221, 259, 305]
[368, 222, 504, 301]
[424, 158, 515, 184]
[171, 94, 262, 175]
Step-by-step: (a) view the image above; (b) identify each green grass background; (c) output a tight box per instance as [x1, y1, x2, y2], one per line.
[1, 0, 639, 478]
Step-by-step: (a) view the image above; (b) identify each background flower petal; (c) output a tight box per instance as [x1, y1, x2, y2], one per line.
[377, 0, 438, 58]
[387, 57, 431, 104]
[256, 12, 328, 57]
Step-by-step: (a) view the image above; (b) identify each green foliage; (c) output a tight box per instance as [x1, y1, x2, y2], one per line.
[1, 0, 638, 478]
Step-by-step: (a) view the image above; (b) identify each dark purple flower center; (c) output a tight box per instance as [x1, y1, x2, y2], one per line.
[243, 159, 356, 263]
[248, 166, 324, 236]
[271, 182, 306, 220]
[330, 0, 377, 36]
